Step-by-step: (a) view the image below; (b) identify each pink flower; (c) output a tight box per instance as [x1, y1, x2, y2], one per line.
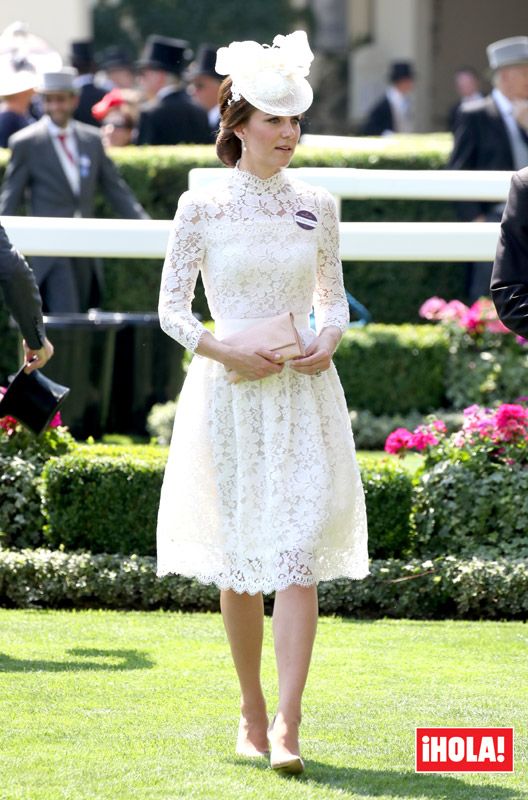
[419, 296, 447, 320]
[460, 307, 485, 334]
[442, 300, 469, 323]
[486, 318, 510, 334]
[49, 412, 62, 429]
[493, 404, 528, 440]
[0, 387, 18, 433]
[0, 415, 18, 433]
[384, 427, 414, 455]
[516, 335, 528, 346]
[409, 428, 439, 451]
[431, 419, 447, 433]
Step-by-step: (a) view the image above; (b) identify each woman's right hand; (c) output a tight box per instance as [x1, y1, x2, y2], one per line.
[222, 346, 284, 382]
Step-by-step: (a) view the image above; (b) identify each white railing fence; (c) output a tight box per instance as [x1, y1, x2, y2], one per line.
[2, 168, 513, 262]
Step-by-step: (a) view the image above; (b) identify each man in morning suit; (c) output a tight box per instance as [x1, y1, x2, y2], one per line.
[136, 35, 211, 146]
[0, 68, 149, 313]
[71, 41, 107, 127]
[491, 168, 528, 336]
[0, 221, 53, 372]
[360, 62, 415, 136]
[185, 44, 222, 141]
[449, 36, 528, 302]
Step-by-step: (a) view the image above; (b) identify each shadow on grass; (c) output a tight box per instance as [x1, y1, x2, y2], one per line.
[295, 764, 519, 798]
[0, 648, 154, 672]
[229, 760, 521, 799]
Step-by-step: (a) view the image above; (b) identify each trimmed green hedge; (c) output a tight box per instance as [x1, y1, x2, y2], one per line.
[40, 445, 412, 560]
[335, 324, 449, 414]
[1, 547, 526, 620]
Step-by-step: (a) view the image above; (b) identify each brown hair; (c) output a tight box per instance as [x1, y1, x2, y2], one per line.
[215, 77, 256, 167]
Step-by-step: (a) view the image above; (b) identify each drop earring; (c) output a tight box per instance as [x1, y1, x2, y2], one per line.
[241, 137, 247, 152]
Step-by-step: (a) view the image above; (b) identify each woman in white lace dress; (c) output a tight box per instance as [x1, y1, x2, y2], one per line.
[156, 32, 368, 775]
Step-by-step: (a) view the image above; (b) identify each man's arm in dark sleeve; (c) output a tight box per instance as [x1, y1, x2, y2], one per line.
[0, 137, 30, 216]
[96, 140, 150, 220]
[447, 109, 485, 222]
[0, 221, 46, 349]
[491, 170, 528, 337]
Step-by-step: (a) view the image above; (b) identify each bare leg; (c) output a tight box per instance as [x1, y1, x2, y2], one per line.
[220, 589, 269, 754]
[269, 583, 318, 760]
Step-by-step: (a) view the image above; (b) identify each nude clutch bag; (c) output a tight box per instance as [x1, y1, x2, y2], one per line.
[221, 311, 306, 384]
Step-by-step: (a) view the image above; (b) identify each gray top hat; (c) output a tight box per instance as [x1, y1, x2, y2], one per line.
[39, 67, 79, 94]
[487, 36, 528, 70]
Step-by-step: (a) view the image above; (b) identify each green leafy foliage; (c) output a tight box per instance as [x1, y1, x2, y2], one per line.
[412, 460, 528, 559]
[1, 547, 527, 619]
[445, 326, 528, 409]
[0, 426, 75, 549]
[93, 0, 296, 53]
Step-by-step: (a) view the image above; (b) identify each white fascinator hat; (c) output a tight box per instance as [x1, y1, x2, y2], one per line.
[215, 30, 314, 116]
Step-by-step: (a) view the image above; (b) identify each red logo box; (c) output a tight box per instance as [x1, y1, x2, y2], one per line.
[416, 727, 514, 772]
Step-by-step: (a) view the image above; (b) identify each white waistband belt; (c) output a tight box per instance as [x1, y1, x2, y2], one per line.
[214, 313, 311, 339]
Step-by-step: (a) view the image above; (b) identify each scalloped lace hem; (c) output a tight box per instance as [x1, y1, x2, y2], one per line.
[156, 567, 371, 595]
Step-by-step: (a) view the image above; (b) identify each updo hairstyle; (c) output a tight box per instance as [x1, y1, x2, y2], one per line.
[215, 77, 256, 167]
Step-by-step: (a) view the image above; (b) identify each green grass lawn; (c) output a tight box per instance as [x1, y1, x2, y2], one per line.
[357, 451, 423, 474]
[0, 611, 526, 800]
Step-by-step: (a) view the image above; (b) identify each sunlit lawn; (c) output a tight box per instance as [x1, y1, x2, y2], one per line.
[0, 610, 526, 799]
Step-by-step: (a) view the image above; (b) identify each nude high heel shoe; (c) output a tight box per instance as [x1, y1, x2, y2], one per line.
[267, 714, 305, 775]
[235, 714, 270, 758]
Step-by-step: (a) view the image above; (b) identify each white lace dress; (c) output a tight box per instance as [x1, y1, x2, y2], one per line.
[156, 165, 369, 594]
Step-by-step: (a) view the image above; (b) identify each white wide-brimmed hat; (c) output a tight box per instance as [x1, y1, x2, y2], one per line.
[0, 67, 37, 97]
[215, 30, 314, 115]
[487, 36, 528, 71]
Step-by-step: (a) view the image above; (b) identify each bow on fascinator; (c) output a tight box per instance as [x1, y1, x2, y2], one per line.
[215, 30, 314, 115]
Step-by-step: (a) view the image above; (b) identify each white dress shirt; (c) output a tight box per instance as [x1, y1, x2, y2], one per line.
[492, 88, 528, 171]
[386, 86, 414, 134]
[46, 116, 81, 196]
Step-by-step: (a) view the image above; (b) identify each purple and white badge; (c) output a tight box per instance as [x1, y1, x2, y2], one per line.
[293, 209, 317, 230]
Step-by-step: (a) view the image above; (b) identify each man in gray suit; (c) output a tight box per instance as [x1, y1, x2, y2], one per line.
[0, 221, 53, 372]
[0, 68, 149, 313]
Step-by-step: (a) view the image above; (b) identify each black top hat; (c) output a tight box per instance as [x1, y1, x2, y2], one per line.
[99, 46, 135, 71]
[136, 35, 192, 76]
[70, 40, 96, 68]
[186, 44, 222, 80]
[0, 366, 69, 436]
[389, 61, 415, 83]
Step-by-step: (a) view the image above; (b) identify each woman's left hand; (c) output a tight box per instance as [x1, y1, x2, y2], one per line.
[288, 327, 341, 376]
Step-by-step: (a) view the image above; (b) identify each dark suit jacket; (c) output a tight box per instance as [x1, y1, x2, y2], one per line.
[360, 96, 394, 136]
[491, 168, 528, 336]
[448, 95, 517, 221]
[0, 117, 149, 308]
[137, 89, 211, 145]
[74, 81, 106, 127]
[0, 221, 45, 349]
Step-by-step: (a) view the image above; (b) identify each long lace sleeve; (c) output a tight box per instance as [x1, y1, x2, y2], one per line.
[314, 190, 350, 334]
[158, 191, 208, 352]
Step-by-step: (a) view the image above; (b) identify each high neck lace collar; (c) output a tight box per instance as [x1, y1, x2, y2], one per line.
[231, 163, 287, 194]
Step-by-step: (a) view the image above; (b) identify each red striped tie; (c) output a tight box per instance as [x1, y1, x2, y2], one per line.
[57, 133, 75, 165]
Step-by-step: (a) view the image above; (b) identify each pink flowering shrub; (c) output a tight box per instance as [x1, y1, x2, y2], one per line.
[418, 296, 528, 409]
[385, 402, 528, 468]
[418, 296, 512, 337]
